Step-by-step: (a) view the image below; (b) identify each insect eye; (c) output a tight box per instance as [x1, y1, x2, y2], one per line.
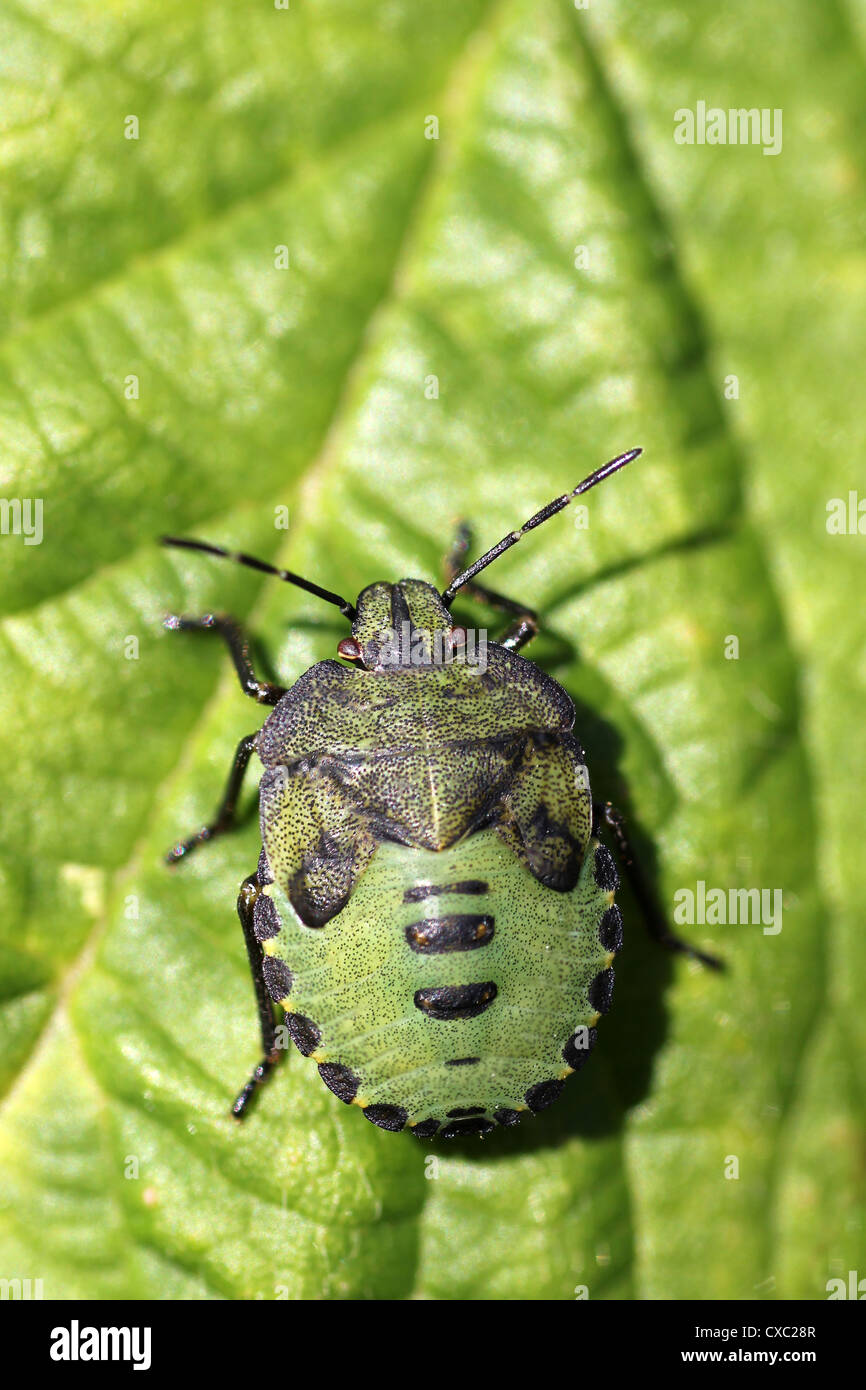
[448, 626, 467, 650]
[337, 637, 363, 661]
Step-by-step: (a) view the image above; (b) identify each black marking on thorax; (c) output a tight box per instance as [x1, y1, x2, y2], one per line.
[389, 584, 417, 667]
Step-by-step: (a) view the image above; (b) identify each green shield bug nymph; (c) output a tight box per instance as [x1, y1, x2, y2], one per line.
[162, 448, 720, 1139]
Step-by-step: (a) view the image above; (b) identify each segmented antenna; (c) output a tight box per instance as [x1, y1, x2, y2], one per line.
[161, 536, 357, 620]
[441, 447, 642, 604]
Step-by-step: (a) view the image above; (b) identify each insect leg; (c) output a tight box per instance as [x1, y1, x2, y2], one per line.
[232, 873, 285, 1120]
[164, 613, 287, 705]
[444, 524, 539, 652]
[595, 801, 724, 971]
[444, 521, 474, 585]
[165, 733, 257, 864]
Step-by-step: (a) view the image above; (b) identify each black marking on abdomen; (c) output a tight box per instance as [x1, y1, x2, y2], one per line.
[257, 845, 274, 886]
[441, 1117, 496, 1138]
[589, 967, 615, 1015]
[445, 1056, 480, 1067]
[525, 1078, 565, 1113]
[562, 1025, 598, 1070]
[363, 1103, 408, 1132]
[405, 913, 495, 955]
[414, 981, 498, 1021]
[494, 1108, 522, 1128]
[411, 1118, 441, 1138]
[262, 956, 292, 1002]
[593, 844, 619, 892]
[403, 880, 488, 903]
[253, 893, 281, 941]
[599, 904, 623, 953]
[286, 1013, 321, 1057]
[317, 1061, 359, 1104]
[447, 1106, 485, 1118]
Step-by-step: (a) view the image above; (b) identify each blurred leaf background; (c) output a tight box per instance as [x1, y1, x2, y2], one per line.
[0, 0, 864, 1300]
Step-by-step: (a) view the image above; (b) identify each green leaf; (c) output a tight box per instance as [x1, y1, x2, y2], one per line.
[1, 0, 863, 1301]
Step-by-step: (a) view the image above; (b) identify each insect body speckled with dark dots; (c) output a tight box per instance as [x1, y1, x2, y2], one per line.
[162, 448, 721, 1139]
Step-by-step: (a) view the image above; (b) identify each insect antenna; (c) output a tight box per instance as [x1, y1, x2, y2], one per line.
[441, 447, 642, 605]
[161, 536, 357, 620]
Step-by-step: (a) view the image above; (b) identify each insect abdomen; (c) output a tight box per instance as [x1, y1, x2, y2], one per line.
[260, 826, 619, 1137]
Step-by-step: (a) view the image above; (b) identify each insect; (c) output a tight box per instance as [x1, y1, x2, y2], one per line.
[162, 448, 720, 1139]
